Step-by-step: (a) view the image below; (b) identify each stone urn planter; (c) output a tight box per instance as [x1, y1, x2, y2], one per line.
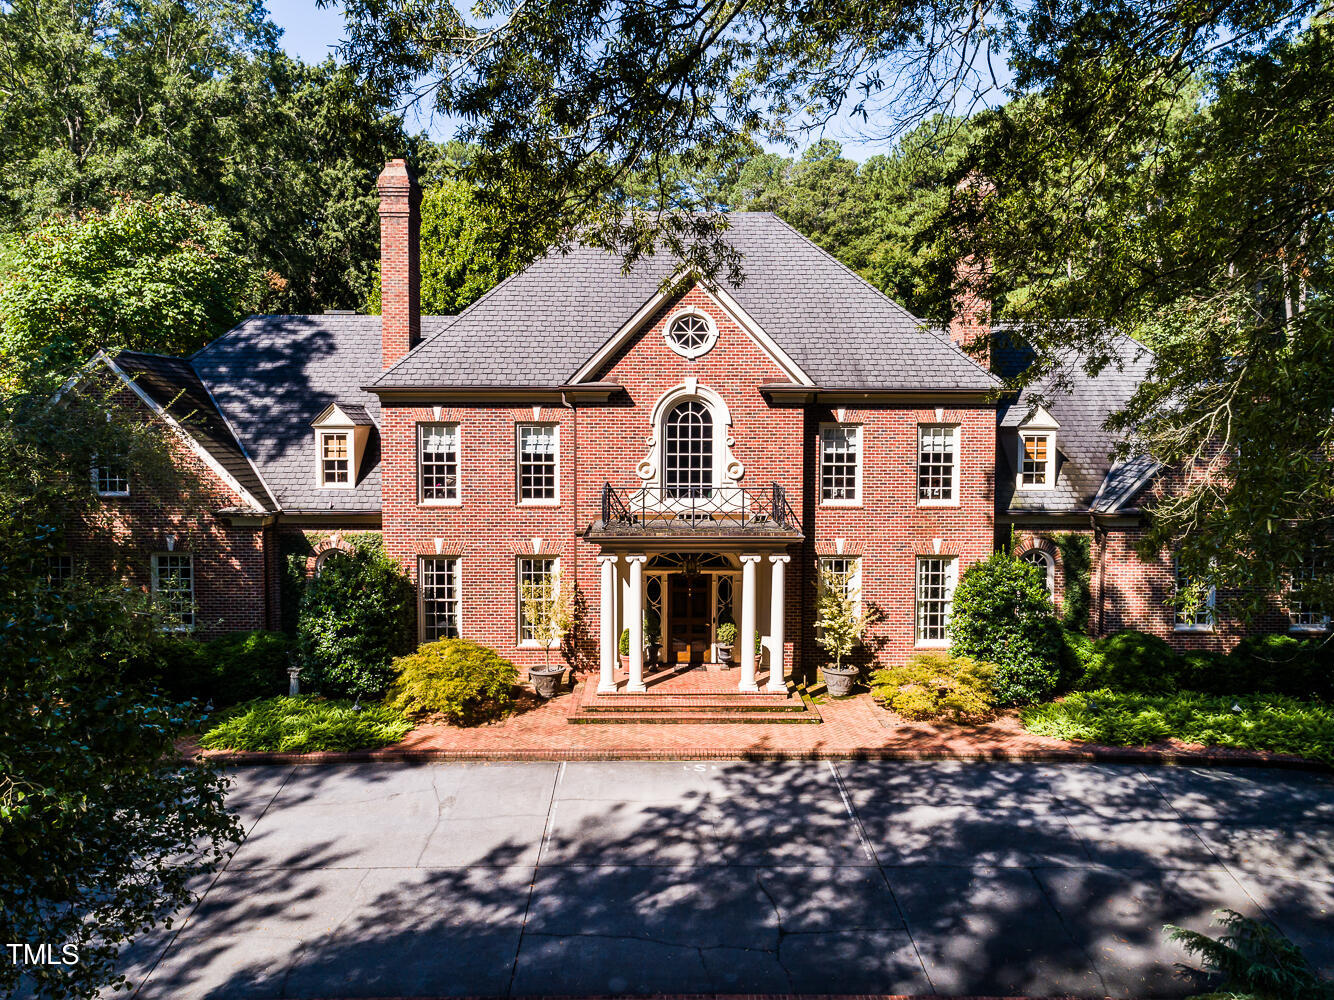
[822, 664, 859, 698]
[529, 665, 564, 700]
[715, 644, 734, 666]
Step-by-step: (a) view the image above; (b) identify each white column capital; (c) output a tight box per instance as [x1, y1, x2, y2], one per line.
[768, 553, 791, 565]
[625, 553, 649, 565]
[597, 553, 620, 565]
[739, 553, 763, 565]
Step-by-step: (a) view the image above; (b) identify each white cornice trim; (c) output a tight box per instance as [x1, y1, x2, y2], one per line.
[95, 352, 269, 513]
[569, 275, 815, 386]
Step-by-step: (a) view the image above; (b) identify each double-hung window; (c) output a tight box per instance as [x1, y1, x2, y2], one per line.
[1289, 554, 1329, 631]
[419, 556, 461, 641]
[152, 553, 195, 630]
[517, 424, 559, 503]
[319, 432, 350, 486]
[915, 556, 958, 646]
[1018, 433, 1054, 489]
[46, 554, 74, 588]
[92, 452, 130, 497]
[917, 425, 958, 503]
[818, 556, 862, 608]
[418, 423, 459, 503]
[1173, 560, 1215, 631]
[517, 556, 559, 646]
[820, 424, 861, 503]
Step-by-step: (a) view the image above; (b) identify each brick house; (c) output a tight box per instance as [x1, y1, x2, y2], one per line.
[74, 159, 1326, 690]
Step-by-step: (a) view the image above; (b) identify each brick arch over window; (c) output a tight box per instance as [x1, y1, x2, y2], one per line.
[307, 534, 356, 576]
[1013, 533, 1066, 607]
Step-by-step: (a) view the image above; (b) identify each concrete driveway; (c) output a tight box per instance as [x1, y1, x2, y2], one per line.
[122, 760, 1334, 999]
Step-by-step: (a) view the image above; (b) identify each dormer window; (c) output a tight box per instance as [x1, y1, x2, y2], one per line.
[664, 310, 718, 359]
[312, 401, 374, 490]
[1014, 405, 1059, 492]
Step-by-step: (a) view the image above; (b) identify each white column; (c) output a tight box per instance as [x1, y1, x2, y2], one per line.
[739, 554, 761, 692]
[598, 554, 618, 693]
[626, 554, 647, 693]
[766, 554, 790, 692]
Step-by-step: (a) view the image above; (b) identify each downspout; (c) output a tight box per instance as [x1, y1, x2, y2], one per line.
[1091, 513, 1106, 636]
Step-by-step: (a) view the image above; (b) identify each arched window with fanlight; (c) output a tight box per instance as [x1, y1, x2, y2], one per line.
[662, 399, 714, 497]
[1020, 548, 1056, 597]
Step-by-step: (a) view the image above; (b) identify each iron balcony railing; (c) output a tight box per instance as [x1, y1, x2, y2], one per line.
[599, 482, 802, 534]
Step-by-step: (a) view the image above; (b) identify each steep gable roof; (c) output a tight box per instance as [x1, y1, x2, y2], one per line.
[373, 213, 999, 392]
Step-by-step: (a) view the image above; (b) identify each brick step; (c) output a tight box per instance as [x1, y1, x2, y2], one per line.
[568, 710, 821, 725]
[578, 700, 809, 713]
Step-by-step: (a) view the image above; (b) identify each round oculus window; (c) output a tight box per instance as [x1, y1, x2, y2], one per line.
[665, 313, 717, 358]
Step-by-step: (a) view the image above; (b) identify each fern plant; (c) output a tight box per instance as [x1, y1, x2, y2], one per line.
[1167, 909, 1333, 1000]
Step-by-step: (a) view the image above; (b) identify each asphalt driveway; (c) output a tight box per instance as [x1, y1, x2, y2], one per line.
[121, 760, 1334, 999]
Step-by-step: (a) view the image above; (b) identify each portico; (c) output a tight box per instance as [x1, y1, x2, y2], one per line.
[588, 482, 803, 695]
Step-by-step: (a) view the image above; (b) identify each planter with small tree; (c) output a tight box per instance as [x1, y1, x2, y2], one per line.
[645, 609, 662, 666]
[520, 570, 573, 699]
[816, 563, 873, 697]
[715, 620, 737, 665]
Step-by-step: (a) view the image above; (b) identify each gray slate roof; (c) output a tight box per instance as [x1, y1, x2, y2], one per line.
[994, 331, 1156, 514]
[111, 350, 274, 510]
[374, 213, 1000, 391]
[188, 314, 446, 513]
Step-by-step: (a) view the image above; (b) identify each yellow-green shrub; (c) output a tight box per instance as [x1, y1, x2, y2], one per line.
[870, 652, 998, 722]
[384, 639, 519, 726]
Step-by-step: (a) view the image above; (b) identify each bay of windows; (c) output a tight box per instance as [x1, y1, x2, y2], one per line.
[820, 424, 861, 503]
[419, 423, 459, 503]
[916, 556, 957, 645]
[917, 425, 957, 503]
[420, 556, 461, 641]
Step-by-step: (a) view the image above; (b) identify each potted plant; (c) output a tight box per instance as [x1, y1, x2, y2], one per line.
[644, 609, 662, 666]
[520, 570, 573, 699]
[815, 563, 873, 697]
[715, 620, 737, 665]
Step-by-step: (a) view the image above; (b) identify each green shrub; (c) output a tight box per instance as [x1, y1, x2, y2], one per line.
[1168, 909, 1334, 1000]
[129, 633, 211, 699]
[1222, 634, 1332, 700]
[1079, 629, 1186, 694]
[203, 631, 292, 705]
[384, 639, 519, 725]
[716, 621, 738, 645]
[871, 652, 997, 722]
[297, 542, 414, 700]
[1059, 628, 1096, 689]
[198, 696, 411, 753]
[950, 552, 1063, 705]
[618, 627, 629, 656]
[1053, 533, 1093, 632]
[1019, 690, 1334, 763]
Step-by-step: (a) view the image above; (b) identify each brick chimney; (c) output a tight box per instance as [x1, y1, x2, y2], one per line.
[949, 252, 991, 370]
[377, 158, 420, 369]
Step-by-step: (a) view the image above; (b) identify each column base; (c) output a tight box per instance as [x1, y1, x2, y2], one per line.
[737, 681, 760, 693]
[765, 680, 786, 694]
[625, 682, 647, 694]
[597, 681, 618, 694]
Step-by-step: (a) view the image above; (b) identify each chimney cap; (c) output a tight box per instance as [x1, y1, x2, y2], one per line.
[377, 157, 416, 194]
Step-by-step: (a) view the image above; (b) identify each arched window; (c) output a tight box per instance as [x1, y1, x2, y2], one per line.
[1020, 549, 1056, 597]
[663, 400, 714, 497]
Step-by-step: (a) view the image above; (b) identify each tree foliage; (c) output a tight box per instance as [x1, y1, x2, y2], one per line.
[814, 563, 874, 670]
[0, 381, 239, 1000]
[0, 195, 254, 389]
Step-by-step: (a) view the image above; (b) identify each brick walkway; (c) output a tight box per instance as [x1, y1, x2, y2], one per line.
[194, 674, 1328, 770]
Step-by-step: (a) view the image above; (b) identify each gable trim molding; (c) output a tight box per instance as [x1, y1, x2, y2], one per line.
[569, 277, 816, 387]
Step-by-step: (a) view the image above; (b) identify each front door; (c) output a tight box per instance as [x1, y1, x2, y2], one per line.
[668, 573, 712, 664]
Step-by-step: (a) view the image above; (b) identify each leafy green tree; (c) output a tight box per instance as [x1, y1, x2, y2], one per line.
[296, 542, 415, 700]
[814, 563, 873, 671]
[0, 195, 254, 389]
[0, 378, 240, 1000]
[949, 553, 1064, 705]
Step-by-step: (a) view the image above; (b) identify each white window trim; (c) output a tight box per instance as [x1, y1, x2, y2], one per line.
[637, 382, 744, 503]
[417, 422, 461, 507]
[419, 555, 463, 642]
[818, 555, 863, 612]
[916, 424, 961, 508]
[90, 453, 130, 498]
[316, 429, 355, 489]
[915, 555, 958, 648]
[517, 555, 562, 649]
[1287, 559, 1329, 632]
[818, 422, 863, 507]
[662, 307, 720, 359]
[516, 422, 561, 507]
[1020, 548, 1057, 597]
[151, 552, 195, 632]
[1016, 432, 1056, 491]
[1173, 560, 1216, 632]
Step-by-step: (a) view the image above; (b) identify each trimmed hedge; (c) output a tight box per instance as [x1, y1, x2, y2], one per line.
[384, 639, 519, 726]
[871, 652, 997, 722]
[950, 552, 1064, 705]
